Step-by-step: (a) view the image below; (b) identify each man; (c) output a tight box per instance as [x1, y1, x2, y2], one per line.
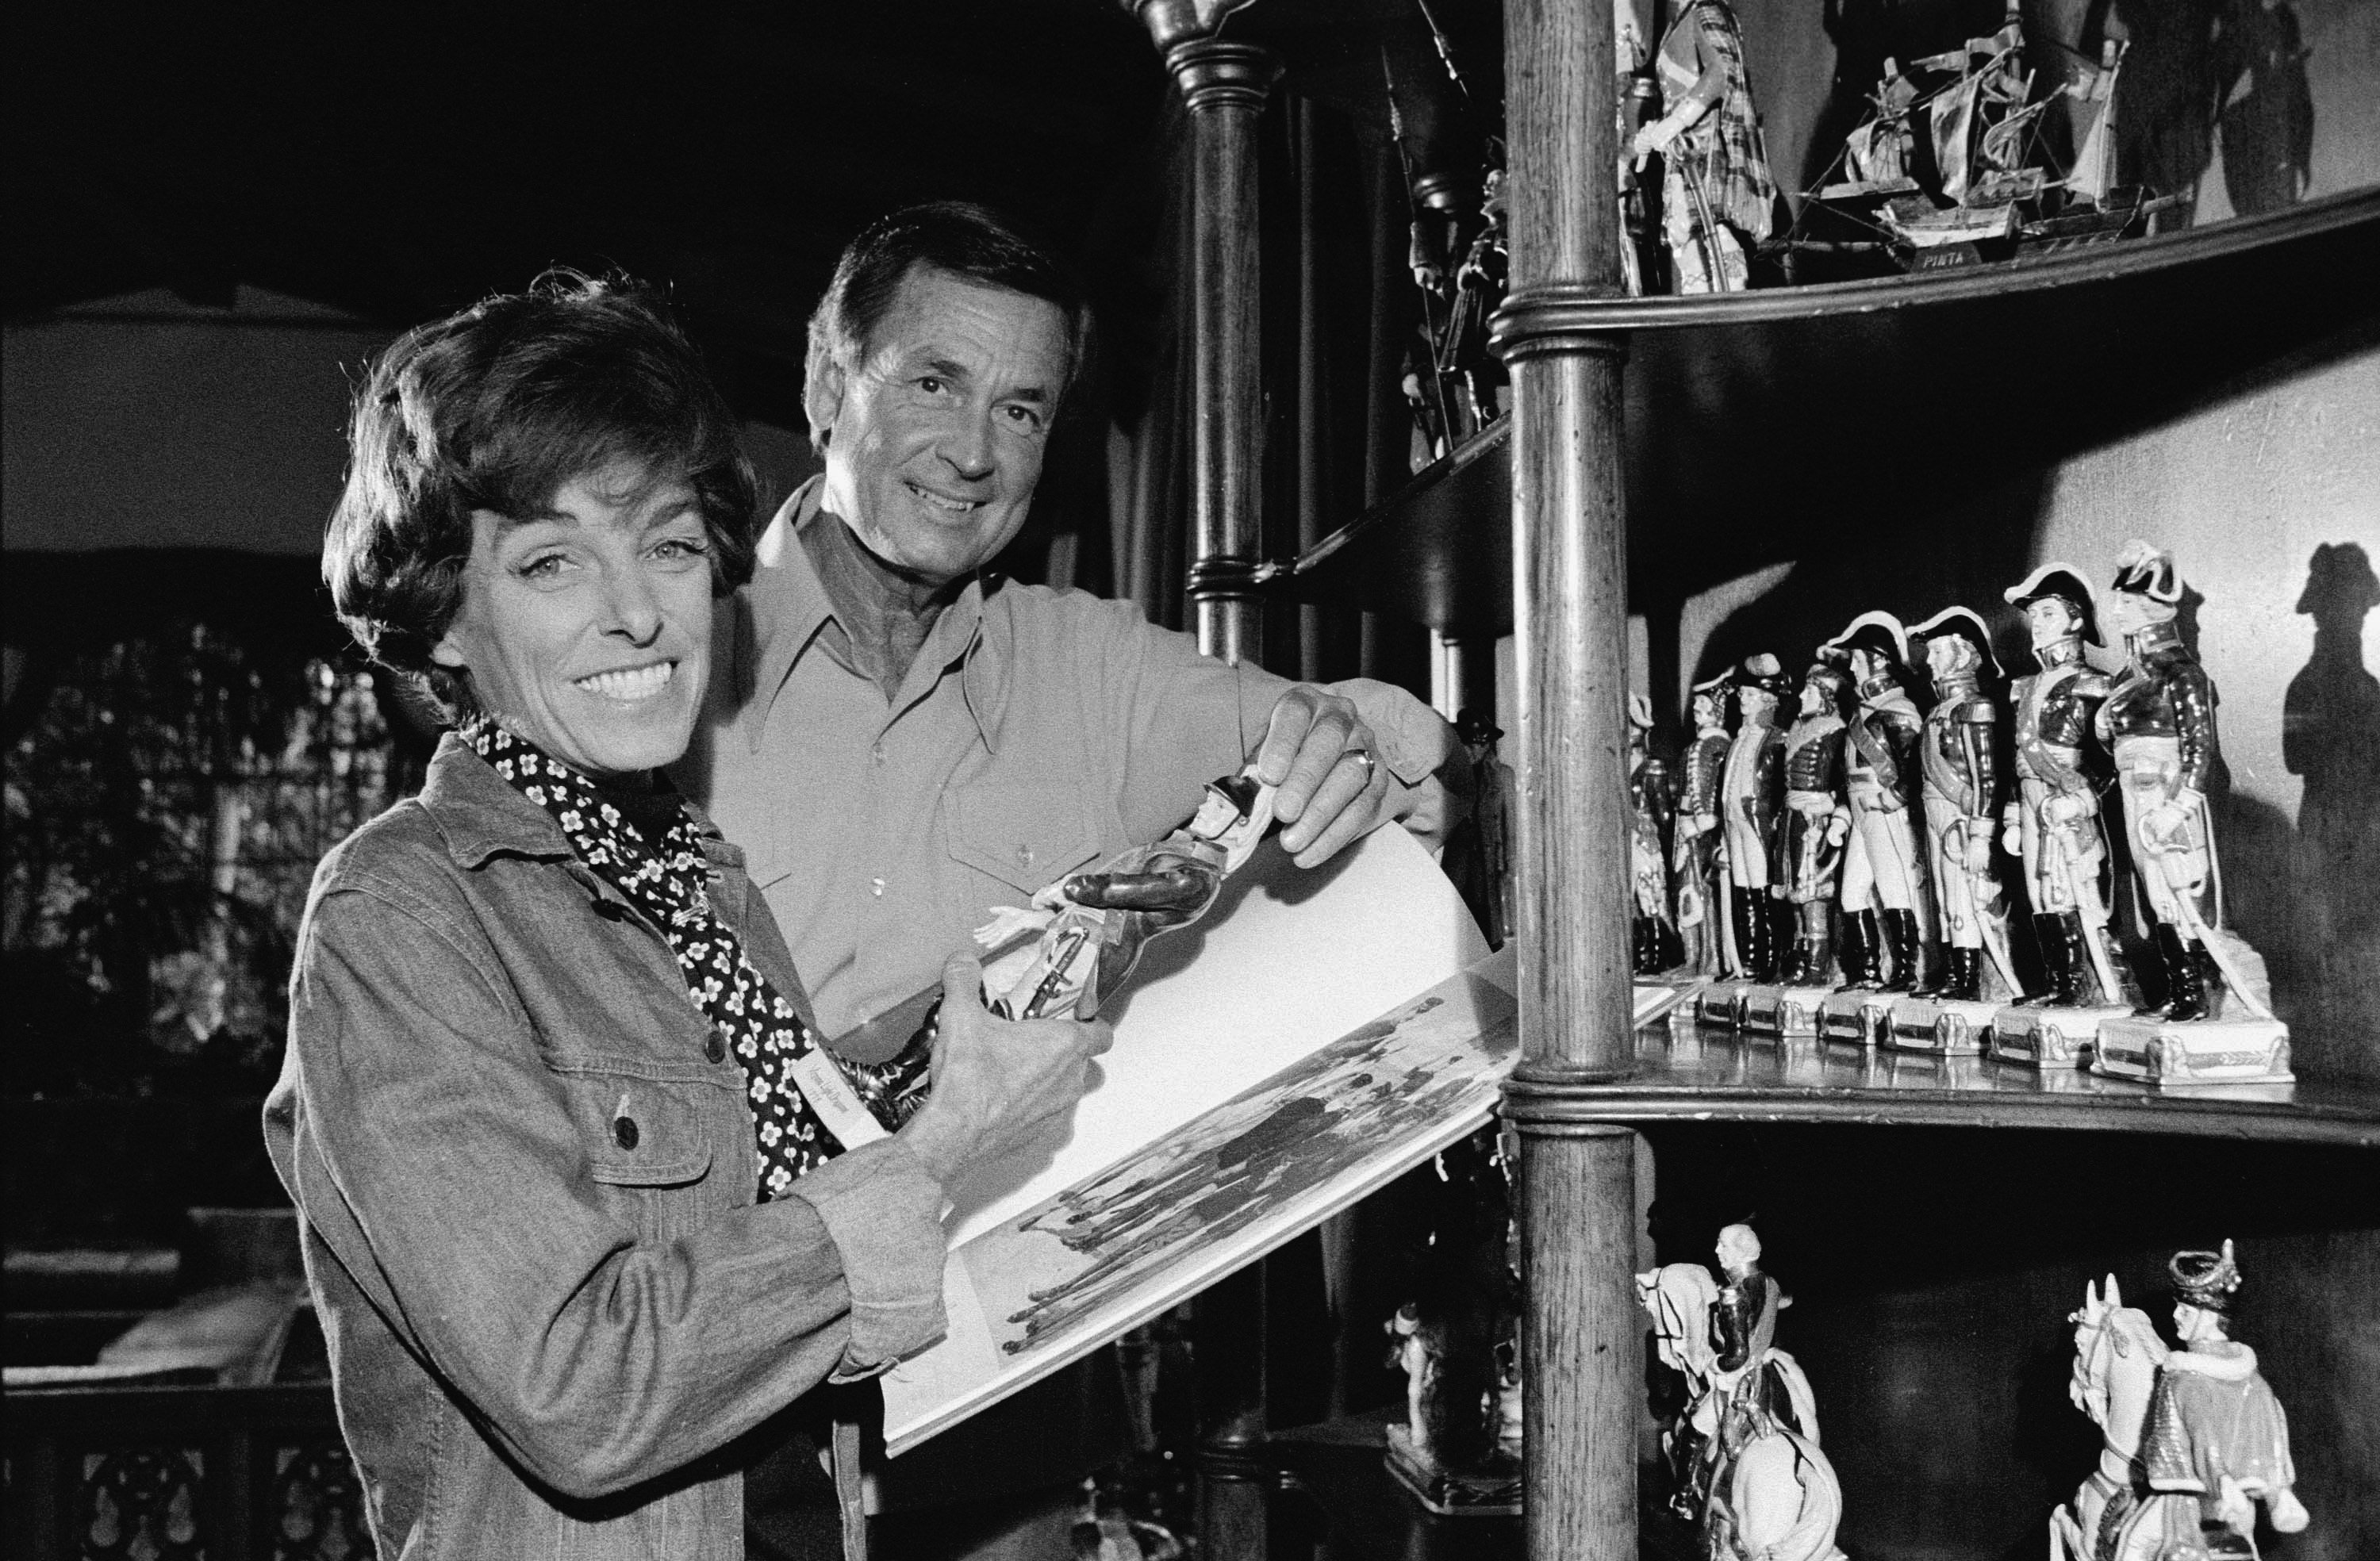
[678, 201, 1462, 1043]
[674, 201, 1463, 1547]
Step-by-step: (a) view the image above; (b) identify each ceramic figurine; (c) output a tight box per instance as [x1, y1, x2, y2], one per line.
[1910, 609, 2021, 1001]
[2054, 1271, 2182, 1561]
[1444, 709, 1514, 949]
[1743, 660, 1852, 1037]
[1637, 1226, 1844, 1560]
[1994, 564, 2136, 1065]
[2140, 1242, 2309, 1554]
[1630, 0, 1778, 293]
[988, 769, 1275, 1021]
[1630, 693, 1684, 975]
[1776, 660, 1852, 989]
[1824, 614, 1937, 999]
[2092, 544, 2292, 1085]
[1672, 674, 1734, 980]
[1383, 1298, 1522, 1515]
[1699, 657, 1790, 1026]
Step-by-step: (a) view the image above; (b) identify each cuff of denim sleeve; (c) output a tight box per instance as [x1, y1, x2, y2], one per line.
[791, 1138, 950, 1381]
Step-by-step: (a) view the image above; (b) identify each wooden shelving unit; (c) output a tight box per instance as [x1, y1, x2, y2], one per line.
[1260, 187, 2380, 639]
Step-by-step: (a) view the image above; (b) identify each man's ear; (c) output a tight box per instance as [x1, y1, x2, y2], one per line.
[804, 349, 848, 448]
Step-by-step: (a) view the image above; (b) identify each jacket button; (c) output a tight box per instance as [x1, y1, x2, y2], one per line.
[704, 1033, 725, 1064]
[613, 1116, 640, 1151]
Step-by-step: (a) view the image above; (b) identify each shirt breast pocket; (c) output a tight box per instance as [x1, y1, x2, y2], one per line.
[554, 1068, 716, 1188]
[944, 780, 1104, 896]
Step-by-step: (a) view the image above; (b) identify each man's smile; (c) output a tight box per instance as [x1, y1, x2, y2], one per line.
[904, 480, 986, 514]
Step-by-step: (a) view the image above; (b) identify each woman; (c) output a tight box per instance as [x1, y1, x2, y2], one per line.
[263, 272, 1108, 1559]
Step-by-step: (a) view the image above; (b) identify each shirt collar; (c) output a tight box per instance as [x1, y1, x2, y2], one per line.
[416, 731, 738, 871]
[740, 474, 1012, 754]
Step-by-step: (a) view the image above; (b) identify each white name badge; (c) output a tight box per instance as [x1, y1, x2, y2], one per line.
[789, 1048, 890, 1150]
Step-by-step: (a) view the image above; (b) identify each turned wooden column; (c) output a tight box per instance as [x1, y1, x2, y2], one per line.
[1488, 0, 1640, 1556]
[1166, 35, 1280, 665]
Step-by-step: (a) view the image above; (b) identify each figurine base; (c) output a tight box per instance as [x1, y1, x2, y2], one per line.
[1696, 980, 1756, 1030]
[1818, 989, 1895, 1049]
[2092, 1014, 2294, 1087]
[1988, 1002, 2131, 1068]
[1741, 984, 1835, 1037]
[1883, 995, 1998, 1054]
[1383, 1425, 1522, 1517]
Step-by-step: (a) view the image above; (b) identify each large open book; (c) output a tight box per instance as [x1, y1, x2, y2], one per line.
[884, 825, 1499, 1452]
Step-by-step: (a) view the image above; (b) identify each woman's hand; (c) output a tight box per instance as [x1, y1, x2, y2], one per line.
[896, 954, 1112, 1187]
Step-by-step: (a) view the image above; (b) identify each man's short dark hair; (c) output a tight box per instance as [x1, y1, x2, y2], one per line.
[804, 201, 1091, 453]
[324, 270, 757, 717]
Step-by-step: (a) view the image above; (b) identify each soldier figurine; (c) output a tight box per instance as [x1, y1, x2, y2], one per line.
[1907, 608, 2019, 1003]
[1630, 693, 1683, 974]
[2140, 1241, 2309, 1555]
[1444, 709, 1514, 949]
[1672, 674, 1733, 978]
[1718, 656, 1791, 984]
[1823, 613, 1935, 992]
[1775, 660, 1852, 987]
[2093, 543, 2290, 1083]
[2000, 565, 2133, 1011]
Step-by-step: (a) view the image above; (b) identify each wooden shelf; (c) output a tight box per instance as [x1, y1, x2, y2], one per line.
[1258, 187, 2380, 637]
[1268, 1408, 1521, 1561]
[1502, 1020, 2380, 1148]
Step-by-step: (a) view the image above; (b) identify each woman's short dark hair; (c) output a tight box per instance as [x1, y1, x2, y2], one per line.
[324, 270, 757, 716]
[804, 201, 1091, 453]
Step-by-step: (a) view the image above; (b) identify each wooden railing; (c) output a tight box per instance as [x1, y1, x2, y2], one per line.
[2, 1383, 365, 1561]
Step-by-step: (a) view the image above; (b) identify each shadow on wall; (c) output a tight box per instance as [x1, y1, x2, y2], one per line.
[2278, 543, 2380, 1081]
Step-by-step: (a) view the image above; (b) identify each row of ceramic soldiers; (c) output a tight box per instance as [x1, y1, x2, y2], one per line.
[1626, 540, 2272, 1026]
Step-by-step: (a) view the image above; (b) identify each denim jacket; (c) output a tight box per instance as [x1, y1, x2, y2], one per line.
[263, 735, 948, 1559]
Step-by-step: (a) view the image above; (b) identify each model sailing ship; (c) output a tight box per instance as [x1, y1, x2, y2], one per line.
[1805, 4, 2180, 271]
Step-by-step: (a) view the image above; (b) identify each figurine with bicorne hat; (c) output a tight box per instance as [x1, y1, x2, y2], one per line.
[2091, 543, 2292, 1085]
[1990, 562, 2140, 1068]
[1672, 673, 1735, 984]
[2137, 1240, 2309, 1555]
[1697, 655, 1791, 1028]
[1884, 606, 2025, 1052]
[1629, 692, 1686, 976]
[1742, 657, 1852, 1037]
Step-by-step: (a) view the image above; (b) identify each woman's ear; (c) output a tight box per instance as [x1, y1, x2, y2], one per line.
[431, 630, 467, 669]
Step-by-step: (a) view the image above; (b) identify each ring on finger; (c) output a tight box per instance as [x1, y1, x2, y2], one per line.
[1344, 747, 1376, 779]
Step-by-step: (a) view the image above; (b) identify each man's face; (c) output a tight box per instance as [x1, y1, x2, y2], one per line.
[809, 264, 1069, 584]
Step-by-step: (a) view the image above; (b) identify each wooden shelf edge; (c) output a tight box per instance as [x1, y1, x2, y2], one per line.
[1543, 185, 2380, 332]
[1503, 1072, 2380, 1147]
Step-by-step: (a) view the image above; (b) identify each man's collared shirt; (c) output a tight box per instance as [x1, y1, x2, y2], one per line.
[677, 480, 1446, 1038]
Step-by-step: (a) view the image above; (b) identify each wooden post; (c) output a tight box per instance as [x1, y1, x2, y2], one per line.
[1165, 34, 1280, 665]
[1489, 0, 1640, 1556]
[1129, 10, 1280, 1558]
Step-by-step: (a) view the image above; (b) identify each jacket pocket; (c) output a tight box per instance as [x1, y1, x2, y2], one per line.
[944, 780, 1102, 896]
[555, 1072, 715, 1187]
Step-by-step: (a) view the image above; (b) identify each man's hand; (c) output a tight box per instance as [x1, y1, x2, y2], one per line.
[1257, 688, 1392, 869]
[896, 956, 1112, 1187]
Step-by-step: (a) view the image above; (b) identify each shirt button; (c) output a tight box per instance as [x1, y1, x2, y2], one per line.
[704, 1033, 725, 1064]
[870, 877, 886, 897]
[613, 1115, 640, 1150]
[1015, 846, 1035, 870]
[871, 743, 888, 766]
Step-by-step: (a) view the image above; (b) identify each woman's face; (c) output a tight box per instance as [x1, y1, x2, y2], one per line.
[433, 462, 714, 783]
